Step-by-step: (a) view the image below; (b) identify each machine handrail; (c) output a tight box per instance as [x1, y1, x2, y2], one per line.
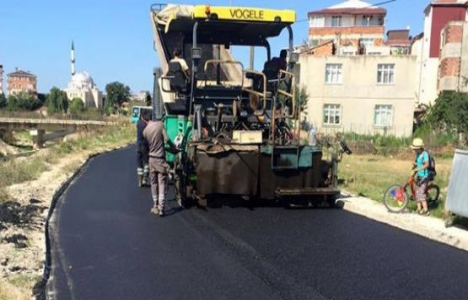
[203, 59, 244, 88]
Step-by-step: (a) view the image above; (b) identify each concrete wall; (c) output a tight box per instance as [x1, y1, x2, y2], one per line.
[298, 55, 416, 137]
[418, 7, 440, 105]
[419, 57, 439, 105]
[459, 22, 468, 92]
[412, 38, 424, 103]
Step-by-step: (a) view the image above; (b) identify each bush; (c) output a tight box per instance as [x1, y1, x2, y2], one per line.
[5, 93, 42, 111]
[0, 94, 6, 109]
[69, 97, 85, 114]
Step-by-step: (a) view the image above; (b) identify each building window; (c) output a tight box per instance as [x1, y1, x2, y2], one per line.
[309, 16, 324, 28]
[331, 16, 342, 27]
[325, 64, 343, 84]
[377, 64, 395, 84]
[360, 38, 374, 48]
[341, 50, 355, 56]
[323, 104, 341, 125]
[374, 105, 393, 127]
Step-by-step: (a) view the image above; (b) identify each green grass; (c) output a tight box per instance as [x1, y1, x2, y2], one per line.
[0, 118, 135, 203]
[338, 153, 453, 220]
[0, 159, 48, 189]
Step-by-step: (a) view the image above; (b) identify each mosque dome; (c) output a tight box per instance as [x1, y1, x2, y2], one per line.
[71, 71, 95, 88]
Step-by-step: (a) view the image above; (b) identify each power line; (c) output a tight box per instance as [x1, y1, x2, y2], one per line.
[295, 0, 398, 23]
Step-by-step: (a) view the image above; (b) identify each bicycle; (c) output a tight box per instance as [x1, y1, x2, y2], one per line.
[383, 174, 440, 213]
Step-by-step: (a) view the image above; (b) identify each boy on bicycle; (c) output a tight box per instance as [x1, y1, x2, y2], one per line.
[410, 138, 430, 216]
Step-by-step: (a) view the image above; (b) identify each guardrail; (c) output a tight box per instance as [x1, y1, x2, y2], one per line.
[0, 118, 114, 126]
[0, 118, 117, 148]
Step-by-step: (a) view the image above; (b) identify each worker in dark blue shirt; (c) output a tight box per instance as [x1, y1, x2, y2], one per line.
[136, 109, 151, 187]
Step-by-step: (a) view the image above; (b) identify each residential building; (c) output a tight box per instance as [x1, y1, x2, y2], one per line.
[0, 65, 3, 94]
[298, 0, 417, 137]
[64, 42, 103, 108]
[6, 68, 37, 96]
[385, 29, 411, 55]
[131, 91, 148, 102]
[416, 0, 467, 105]
[299, 55, 416, 137]
[439, 20, 468, 92]
[307, 0, 386, 55]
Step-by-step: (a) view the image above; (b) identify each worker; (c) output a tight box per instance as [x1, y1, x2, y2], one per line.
[136, 110, 150, 187]
[143, 118, 179, 217]
[169, 47, 190, 79]
[166, 47, 191, 94]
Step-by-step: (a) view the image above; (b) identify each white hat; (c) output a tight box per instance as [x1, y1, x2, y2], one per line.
[410, 138, 424, 149]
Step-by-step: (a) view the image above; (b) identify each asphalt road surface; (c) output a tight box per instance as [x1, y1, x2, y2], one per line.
[48, 146, 468, 300]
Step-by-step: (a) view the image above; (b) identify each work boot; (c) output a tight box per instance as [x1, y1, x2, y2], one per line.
[142, 174, 151, 186]
[143, 165, 149, 186]
[138, 175, 143, 188]
[150, 204, 159, 215]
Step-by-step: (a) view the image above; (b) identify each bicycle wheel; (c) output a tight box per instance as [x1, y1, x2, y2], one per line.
[383, 184, 408, 213]
[426, 184, 440, 207]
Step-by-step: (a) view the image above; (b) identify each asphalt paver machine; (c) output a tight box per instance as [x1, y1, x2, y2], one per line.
[150, 3, 348, 208]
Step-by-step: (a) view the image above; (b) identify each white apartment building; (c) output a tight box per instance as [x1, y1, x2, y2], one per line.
[299, 54, 416, 137]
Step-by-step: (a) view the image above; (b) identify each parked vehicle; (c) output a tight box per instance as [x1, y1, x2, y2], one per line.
[130, 106, 152, 124]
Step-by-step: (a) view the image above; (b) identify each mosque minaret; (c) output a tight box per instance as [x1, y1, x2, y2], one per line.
[71, 41, 76, 76]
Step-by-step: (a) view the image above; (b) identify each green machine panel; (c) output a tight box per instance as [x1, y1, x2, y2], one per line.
[164, 115, 192, 163]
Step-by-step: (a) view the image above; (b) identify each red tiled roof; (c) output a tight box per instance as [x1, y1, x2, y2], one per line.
[7, 70, 36, 77]
[384, 39, 411, 46]
[430, 0, 468, 6]
[432, 0, 467, 4]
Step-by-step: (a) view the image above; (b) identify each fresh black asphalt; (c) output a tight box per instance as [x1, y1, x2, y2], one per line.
[48, 146, 468, 300]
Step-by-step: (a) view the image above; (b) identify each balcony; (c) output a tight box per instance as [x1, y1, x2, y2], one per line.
[440, 42, 462, 59]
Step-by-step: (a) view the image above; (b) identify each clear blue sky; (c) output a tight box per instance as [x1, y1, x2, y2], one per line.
[0, 0, 428, 94]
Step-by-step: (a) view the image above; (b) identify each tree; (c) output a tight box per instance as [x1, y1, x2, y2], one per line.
[47, 87, 69, 113]
[6, 92, 41, 111]
[0, 93, 6, 109]
[426, 91, 468, 145]
[37, 93, 47, 105]
[105, 82, 131, 110]
[69, 97, 85, 114]
[6, 95, 19, 111]
[295, 84, 309, 115]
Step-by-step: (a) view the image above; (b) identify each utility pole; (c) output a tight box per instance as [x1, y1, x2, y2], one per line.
[249, 47, 254, 70]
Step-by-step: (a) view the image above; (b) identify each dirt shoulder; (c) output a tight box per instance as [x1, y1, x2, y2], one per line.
[0, 137, 133, 300]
